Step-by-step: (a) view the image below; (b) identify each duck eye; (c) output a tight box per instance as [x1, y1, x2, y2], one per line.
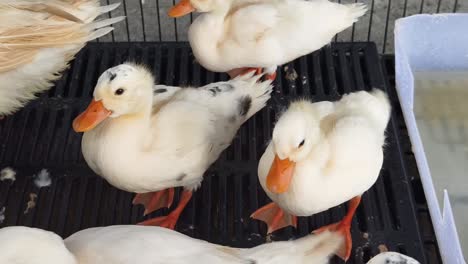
[115, 88, 125, 95]
[298, 139, 305, 148]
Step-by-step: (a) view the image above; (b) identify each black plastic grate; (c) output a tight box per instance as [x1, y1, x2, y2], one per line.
[0, 43, 440, 264]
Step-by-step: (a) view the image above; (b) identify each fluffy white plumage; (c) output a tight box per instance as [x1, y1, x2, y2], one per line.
[258, 89, 391, 216]
[0, 0, 124, 116]
[183, 0, 366, 73]
[0, 226, 77, 264]
[0, 225, 344, 264]
[367, 252, 420, 264]
[79, 64, 273, 193]
[65, 225, 342, 264]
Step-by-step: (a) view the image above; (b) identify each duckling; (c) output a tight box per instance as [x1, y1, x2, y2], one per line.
[0, 226, 77, 264]
[73, 64, 273, 229]
[65, 226, 342, 264]
[168, 0, 366, 79]
[0, 0, 124, 118]
[367, 252, 420, 264]
[0, 225, 343, 264]
[252, 89, 391, 261]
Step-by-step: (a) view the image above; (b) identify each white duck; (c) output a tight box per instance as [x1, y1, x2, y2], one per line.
[72, 63, 272, 229]
[168, 0, 366, 80]
[367, 252, 420, 264]
[252, 89, 391, 261]
[0, 226, 77, 264]
[0, 0, 124, 118]
[0, 225, 343, 264]
[66, 226, 344, 264]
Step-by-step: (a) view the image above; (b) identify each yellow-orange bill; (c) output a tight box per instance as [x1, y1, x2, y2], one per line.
[168, 0, 195, 18]
[73, 99, 111, 132]
[266, 155, 295, 194]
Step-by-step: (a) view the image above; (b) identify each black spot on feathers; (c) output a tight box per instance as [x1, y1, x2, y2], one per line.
[154, 88, 167, 94]
[209, 86, 222, 96]
[108, 72, 117, 81]
[208, 84, 234, 96]
[238, 96, 252, 116]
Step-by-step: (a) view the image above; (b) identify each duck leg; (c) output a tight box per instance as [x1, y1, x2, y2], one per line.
[227, 68, 262, 79]
[312, 196, 361, 262]
[137, 190, 192, 230]
[265, 71, 277, 81]
[133, 188, 175, 216]
[250, 202, 297, 234]
[227, 67, 277, 81]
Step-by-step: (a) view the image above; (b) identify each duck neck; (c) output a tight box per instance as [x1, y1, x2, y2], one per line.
[103, 102, 153, 153]
[189, 9, 229, 71]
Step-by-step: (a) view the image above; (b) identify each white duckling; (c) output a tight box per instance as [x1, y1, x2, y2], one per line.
[0, 226, 77, 264]
[367, 252, 420, 264]
[72, 64, 273, 229]
[252, 89, 391, 261]
[0, 225, 343, 264]
[0, 0, 124, 118]
[168, 0, 366, 80]
[65, 225, 342, 264]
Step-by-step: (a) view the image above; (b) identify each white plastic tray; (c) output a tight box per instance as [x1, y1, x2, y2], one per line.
[395, 14, 468, 264]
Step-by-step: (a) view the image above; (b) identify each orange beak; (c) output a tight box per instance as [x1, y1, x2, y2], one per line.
[73, 99, 111, 132]
[168, 0, 195, 18]
[266, 155, 295, 194]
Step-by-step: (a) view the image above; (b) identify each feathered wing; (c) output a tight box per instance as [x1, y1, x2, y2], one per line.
[227, 3, 279, 45]
[147, 73, 272, 175]
[0, 1, 124, 72]
[0, 0, 124, 115]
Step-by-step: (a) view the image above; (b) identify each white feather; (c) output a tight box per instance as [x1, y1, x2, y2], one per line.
[0, 167, 16, 182]
[0, 0, 123, 116]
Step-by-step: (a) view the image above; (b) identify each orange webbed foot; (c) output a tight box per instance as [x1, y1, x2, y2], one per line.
[313, 196, 362, 261]
[137, 190, 193, 230]
[133, 188, 175, 216]
[138, 214, 178, 229]
[251, 202, 297, 234]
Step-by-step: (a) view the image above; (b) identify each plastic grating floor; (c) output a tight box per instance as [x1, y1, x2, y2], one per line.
[0, 43, 441, 264]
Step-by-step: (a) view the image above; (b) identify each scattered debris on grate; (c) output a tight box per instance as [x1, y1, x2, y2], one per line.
[283, 66, 298, 82]
[378, 244, 389, 253]
[33, 169, 51, 188]
[0, 167, 15, 182]
[24, 193, 37, 214]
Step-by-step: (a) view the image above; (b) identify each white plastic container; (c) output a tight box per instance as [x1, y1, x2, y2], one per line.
[395, 14, 468, 264]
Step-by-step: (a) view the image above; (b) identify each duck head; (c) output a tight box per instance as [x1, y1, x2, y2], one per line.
[267, 105, 321, 194]
[168, 0, 229, 17]
[73, 63, 154, 132]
